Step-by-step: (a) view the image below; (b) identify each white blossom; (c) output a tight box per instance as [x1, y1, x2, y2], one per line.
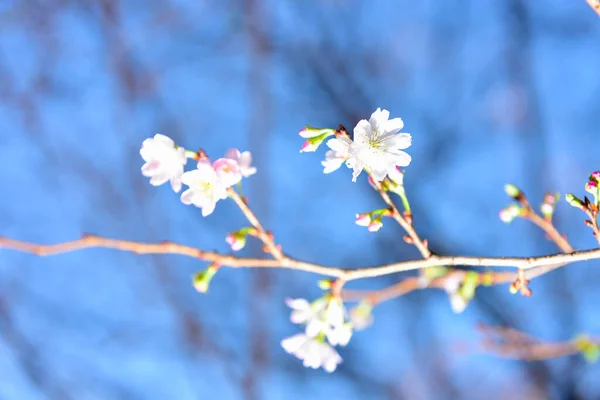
[323, 135, 352, 173]
[140, 134, 187, 192]
[180, 161, 228, 216]
[281, 334, 343, 373]
[347, 108, 412, 182]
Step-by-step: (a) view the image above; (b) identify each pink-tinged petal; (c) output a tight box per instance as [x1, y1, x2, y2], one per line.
[149, 173, 170, 186]
[385, 133, 412, 150]
[367, 220, 383, 232]
[355, 214, 371, 226]
[300, 140, 318, 152]
[180, 189, 195, 205]
[383, 118, 404, 135]
[141, 160, 160, 176]
[225, 148, 241, 160]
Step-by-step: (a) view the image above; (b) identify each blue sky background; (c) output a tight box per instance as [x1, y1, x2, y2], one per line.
[1, 1, 600, 399]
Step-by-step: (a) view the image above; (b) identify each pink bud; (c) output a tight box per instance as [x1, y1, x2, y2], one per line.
[226, 233, 246, 251]
[590, 171, 600, 183]
[367, 219, 383, 232]
[300, 140, 318, 153]
[355, 213, 371, 227]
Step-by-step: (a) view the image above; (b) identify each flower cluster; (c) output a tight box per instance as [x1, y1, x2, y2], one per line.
[140, 134, 256, 216]
[300, 108, 412, 182]
[281, 295, 370, 372]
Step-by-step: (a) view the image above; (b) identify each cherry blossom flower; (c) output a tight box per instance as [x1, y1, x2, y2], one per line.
[225, 149, 257, 178]
[281, 333, 343, 373]
[285, 297, 328, 338]
[347, 108, 412, 182]
[213, 157, 243, 188]
[140, 134, 187, 192]
[180, 161, 228, 216]
[285, 296, 353, 347]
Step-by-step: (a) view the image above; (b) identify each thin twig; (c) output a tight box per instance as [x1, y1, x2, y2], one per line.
[228, 187, 284, 260]
[478, 324, 599, 361]
[372, 179, 431, 258]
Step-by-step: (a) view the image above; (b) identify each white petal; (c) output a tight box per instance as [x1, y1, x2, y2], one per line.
[201, 200, 217, 217]
[149, 173, 170, 186]
[153, 133, 175, 146]
[352, 120, 371, 145]
[285, 298, 310, 310]
[281, 334, 308, 354]
[391, 151, 412, 167]
[386, 133, 412, 150]
[383, 118, 404, 135]
[326, 137, 350, 154]
[369, 108, 390, 133]
[170, 177, 182, 193]
[305, 319, 325, 338]
[350, 158, 365, 182]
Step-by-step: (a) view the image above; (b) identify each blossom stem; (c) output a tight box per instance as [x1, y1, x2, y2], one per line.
[227, 187, 285, 260]
[371, 177, 431, 258]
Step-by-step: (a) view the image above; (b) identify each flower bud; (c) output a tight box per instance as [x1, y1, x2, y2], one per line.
[193, 265, 218, 293]
[504, 184, 522, 199]
[499, 204, 522, 223]
[317, 279, 332, 290]
[355, 213, 371, 227]
[590, 171, 600, 184]
[367, 216, 383, 232]
[298, 126, 335, 138]
[585, 181, 599, 205]
[226, 232, 246, 251]
[299, 128, 335, 153]
[565, 193, 586, 210]
[458, 271, 479, 301]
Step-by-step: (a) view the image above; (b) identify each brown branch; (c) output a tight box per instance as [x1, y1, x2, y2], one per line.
[586, 0, 600, 16]
[478, 324, 599, 361]
[3, 235, 600, 282]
